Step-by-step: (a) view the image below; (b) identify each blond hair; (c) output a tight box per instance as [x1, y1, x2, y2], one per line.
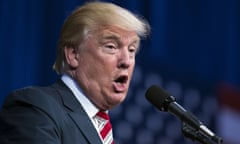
[53, 1, 150, 74]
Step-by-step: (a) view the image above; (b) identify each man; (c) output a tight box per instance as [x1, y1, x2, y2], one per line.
[0, 1, 150, 144]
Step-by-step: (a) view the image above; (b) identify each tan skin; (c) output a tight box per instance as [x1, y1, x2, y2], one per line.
[65, 26, 140, 110]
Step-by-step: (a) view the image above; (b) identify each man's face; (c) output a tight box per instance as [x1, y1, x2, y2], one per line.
[74, 26, 140, 110]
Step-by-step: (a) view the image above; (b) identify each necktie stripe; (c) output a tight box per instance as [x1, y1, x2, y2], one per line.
[100, 122, 112, 139]
[96, 111, 109, 120]
[103, 129, 113, 144]
[95, 111, 114, 144]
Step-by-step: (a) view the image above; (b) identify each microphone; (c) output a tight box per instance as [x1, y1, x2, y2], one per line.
[145, 85, 223, 144]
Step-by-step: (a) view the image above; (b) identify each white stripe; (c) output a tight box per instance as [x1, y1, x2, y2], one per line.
[95, 116, 108, 131]
[103, 129, 113, 144]
[94, 115, 113, 144]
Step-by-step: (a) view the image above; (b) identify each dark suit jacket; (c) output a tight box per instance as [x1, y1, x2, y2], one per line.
[0, 80, 103, 144]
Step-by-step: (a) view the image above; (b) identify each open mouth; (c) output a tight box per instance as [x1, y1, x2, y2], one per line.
[113, 74, 129, 92]
[114, 75, 128, 84]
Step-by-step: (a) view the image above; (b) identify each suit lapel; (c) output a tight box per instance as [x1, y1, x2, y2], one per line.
[69, 112, 102, 144]
[52, 80, 102, 144]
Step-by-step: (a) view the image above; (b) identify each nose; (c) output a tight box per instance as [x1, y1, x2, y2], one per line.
[117, 49, 132, 69]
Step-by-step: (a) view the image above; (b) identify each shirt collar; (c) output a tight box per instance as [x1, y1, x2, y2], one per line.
[61, 74, 99, 118]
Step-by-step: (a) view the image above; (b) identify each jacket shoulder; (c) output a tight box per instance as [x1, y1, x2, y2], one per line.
[2, 85, 63, 114]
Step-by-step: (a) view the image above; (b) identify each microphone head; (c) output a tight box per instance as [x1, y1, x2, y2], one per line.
[145, 85, 175, 111]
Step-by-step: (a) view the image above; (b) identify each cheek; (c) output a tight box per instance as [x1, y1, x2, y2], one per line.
[82, 58, 114, 80]
[128, 63, 136, 79]
[130, 60, 135, 72]
[99, 56, 118, 71]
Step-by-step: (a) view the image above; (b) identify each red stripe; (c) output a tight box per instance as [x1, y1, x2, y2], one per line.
[217, 83, 240, 112]
[96, 111, 110, 120]
[100, 122, 112, 139]
[96, 111, 114, 143]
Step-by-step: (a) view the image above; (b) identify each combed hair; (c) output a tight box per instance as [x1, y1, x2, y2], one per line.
[53, 1, 150, 74]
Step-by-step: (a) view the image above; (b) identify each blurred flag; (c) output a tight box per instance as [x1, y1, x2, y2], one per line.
[217, 83, 240, 144]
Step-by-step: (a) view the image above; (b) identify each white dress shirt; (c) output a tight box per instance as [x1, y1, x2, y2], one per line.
[61, 74, 100, 132]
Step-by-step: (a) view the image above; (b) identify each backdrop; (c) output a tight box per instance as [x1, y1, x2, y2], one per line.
[1, 0, 240, 143]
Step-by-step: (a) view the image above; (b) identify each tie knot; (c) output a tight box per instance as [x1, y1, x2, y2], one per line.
[96, 111, 110, 120]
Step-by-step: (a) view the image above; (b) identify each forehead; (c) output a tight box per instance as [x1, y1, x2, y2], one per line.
[94, 26, 140, 42]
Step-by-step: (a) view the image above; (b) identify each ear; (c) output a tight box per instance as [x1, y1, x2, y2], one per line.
[64, 47, 79, 68]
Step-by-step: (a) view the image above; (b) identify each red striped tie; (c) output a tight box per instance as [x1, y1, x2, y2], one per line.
[95, 111, 114, 144]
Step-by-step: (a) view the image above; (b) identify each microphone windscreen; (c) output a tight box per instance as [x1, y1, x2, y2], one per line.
[145, 85, 171, 111]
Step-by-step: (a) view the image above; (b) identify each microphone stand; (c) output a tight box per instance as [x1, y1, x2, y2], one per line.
[181, 122, 222, 144]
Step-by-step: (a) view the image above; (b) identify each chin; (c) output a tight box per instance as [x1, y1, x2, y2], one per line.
[112, 94, 126, 104]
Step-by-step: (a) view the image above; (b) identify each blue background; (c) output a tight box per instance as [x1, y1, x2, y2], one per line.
[1, 0, 239, 143]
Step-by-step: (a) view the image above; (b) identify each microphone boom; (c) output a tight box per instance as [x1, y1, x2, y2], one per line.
[145, 85, 223, 144]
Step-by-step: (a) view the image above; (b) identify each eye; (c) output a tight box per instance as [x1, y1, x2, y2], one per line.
[128, 41, 140, 55]
[129, 45, 138, 55]
[105, 44, 116, 49]
[129, 48, 136, 53]
[102, 43, 118, 54]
